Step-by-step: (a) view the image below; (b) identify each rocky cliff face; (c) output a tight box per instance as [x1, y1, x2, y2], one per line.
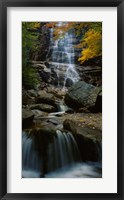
[31, 23, 50, 61]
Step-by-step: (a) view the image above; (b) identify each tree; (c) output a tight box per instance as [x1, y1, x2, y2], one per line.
[77, 23, 102, 63]
[46, 22, 102, 64]
[22, 22, 40, 67]
[22, 22, 40, 89]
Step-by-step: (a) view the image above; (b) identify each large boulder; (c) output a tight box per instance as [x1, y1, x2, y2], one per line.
[47, 88, 66, 100]
[37, 91, 55, 106]
[29, 103, 56, 113]
[39, 68, 51, 83]
[31, 109, 48, 118]
[22, 108, 34, 127]
[65, 78, 73, 87]
[65, 81, 101, 112]
[95, 91, 102, 112]
[63, 119, 102, 161]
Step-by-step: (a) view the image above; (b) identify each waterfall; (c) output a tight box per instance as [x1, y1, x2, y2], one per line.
[48, 22, 80, 88]
[22, 130, 102, 178]
[22, 132, 42, 178]
[22, 130, 81, 177]
[47, 130, 81, 172]
[57, 102, 67, 112]
[48, 101, 69, 116]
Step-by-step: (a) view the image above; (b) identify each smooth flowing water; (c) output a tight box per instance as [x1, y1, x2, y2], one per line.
[49, 101, 69, 116]
[22, 132, 42, 177]
[45, 162, 102, 178]
[47, 130, 81, 172]
[22, 130, 102, 178]
[48, 22, 80, 87]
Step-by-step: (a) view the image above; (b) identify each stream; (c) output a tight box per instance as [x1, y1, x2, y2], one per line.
[22, 102, 102, 178]
[22, 130, 102, 178]
[22, 22, 102, 178]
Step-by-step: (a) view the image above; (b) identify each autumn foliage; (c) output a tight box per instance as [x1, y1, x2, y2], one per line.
[46, 22, 102, 63]
[78, 28, 102, 63]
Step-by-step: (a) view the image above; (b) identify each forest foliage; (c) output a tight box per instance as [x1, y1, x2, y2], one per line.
[22, 22, 102, 89]
[22, 22, 41, 88]
[46, 22, 102, 63]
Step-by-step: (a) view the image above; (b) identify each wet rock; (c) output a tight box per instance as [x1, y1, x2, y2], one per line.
[95, 91, 102, 112]
[27, 89, 38, 97]
[63, 119, 102, 161]
[46, 87, 66, 100]
[57, 73, 65, 87]
[29, 103, 56, 113]
[34, 123, 57, 136]
[22, 90, 35, 105]
[46, 118, 61, 126]
[41, 71, 51, 83]
[30, 123, 57, 175]
[37, 91, 55, 106]
[63, 119, 101, 141]
[39, 68, 51, 83]
[65, 78, 73, 87]
[22, 108, 34, 127]
[77, 107, 90, 113]
[65, 81, 101, 112]
[65, 109, 74, 114]
[31, 109, 47, 118]
[49, 68, 59, 86]
[54, 90, 66, 100]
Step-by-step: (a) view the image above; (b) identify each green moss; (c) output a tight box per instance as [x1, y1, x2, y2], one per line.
[22, 66, 40, 89]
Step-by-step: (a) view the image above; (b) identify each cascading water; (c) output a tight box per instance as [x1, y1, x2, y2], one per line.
[22, 130, 101, 178]
[49, 101, 69, 117]
[47, 22, 80, 88]
[22, 132, 42, 178]
[22, 130, 81, 177]
[47, 130, 81, 172]
[22, 130, 102, 178]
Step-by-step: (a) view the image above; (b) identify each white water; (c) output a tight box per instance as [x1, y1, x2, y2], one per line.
[49, 101, 69, 116]
[45, 162, 102, 178]
[22, 130, 81, 175]
[48, 22, 80, 87]
[47, 130, 81, 172]
[22, 162, 102, 178]
[22, 132, 42, 173]
[22, 130, 102, 178]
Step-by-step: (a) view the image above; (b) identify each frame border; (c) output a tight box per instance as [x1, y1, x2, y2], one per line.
[0, 0, 124, 199]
